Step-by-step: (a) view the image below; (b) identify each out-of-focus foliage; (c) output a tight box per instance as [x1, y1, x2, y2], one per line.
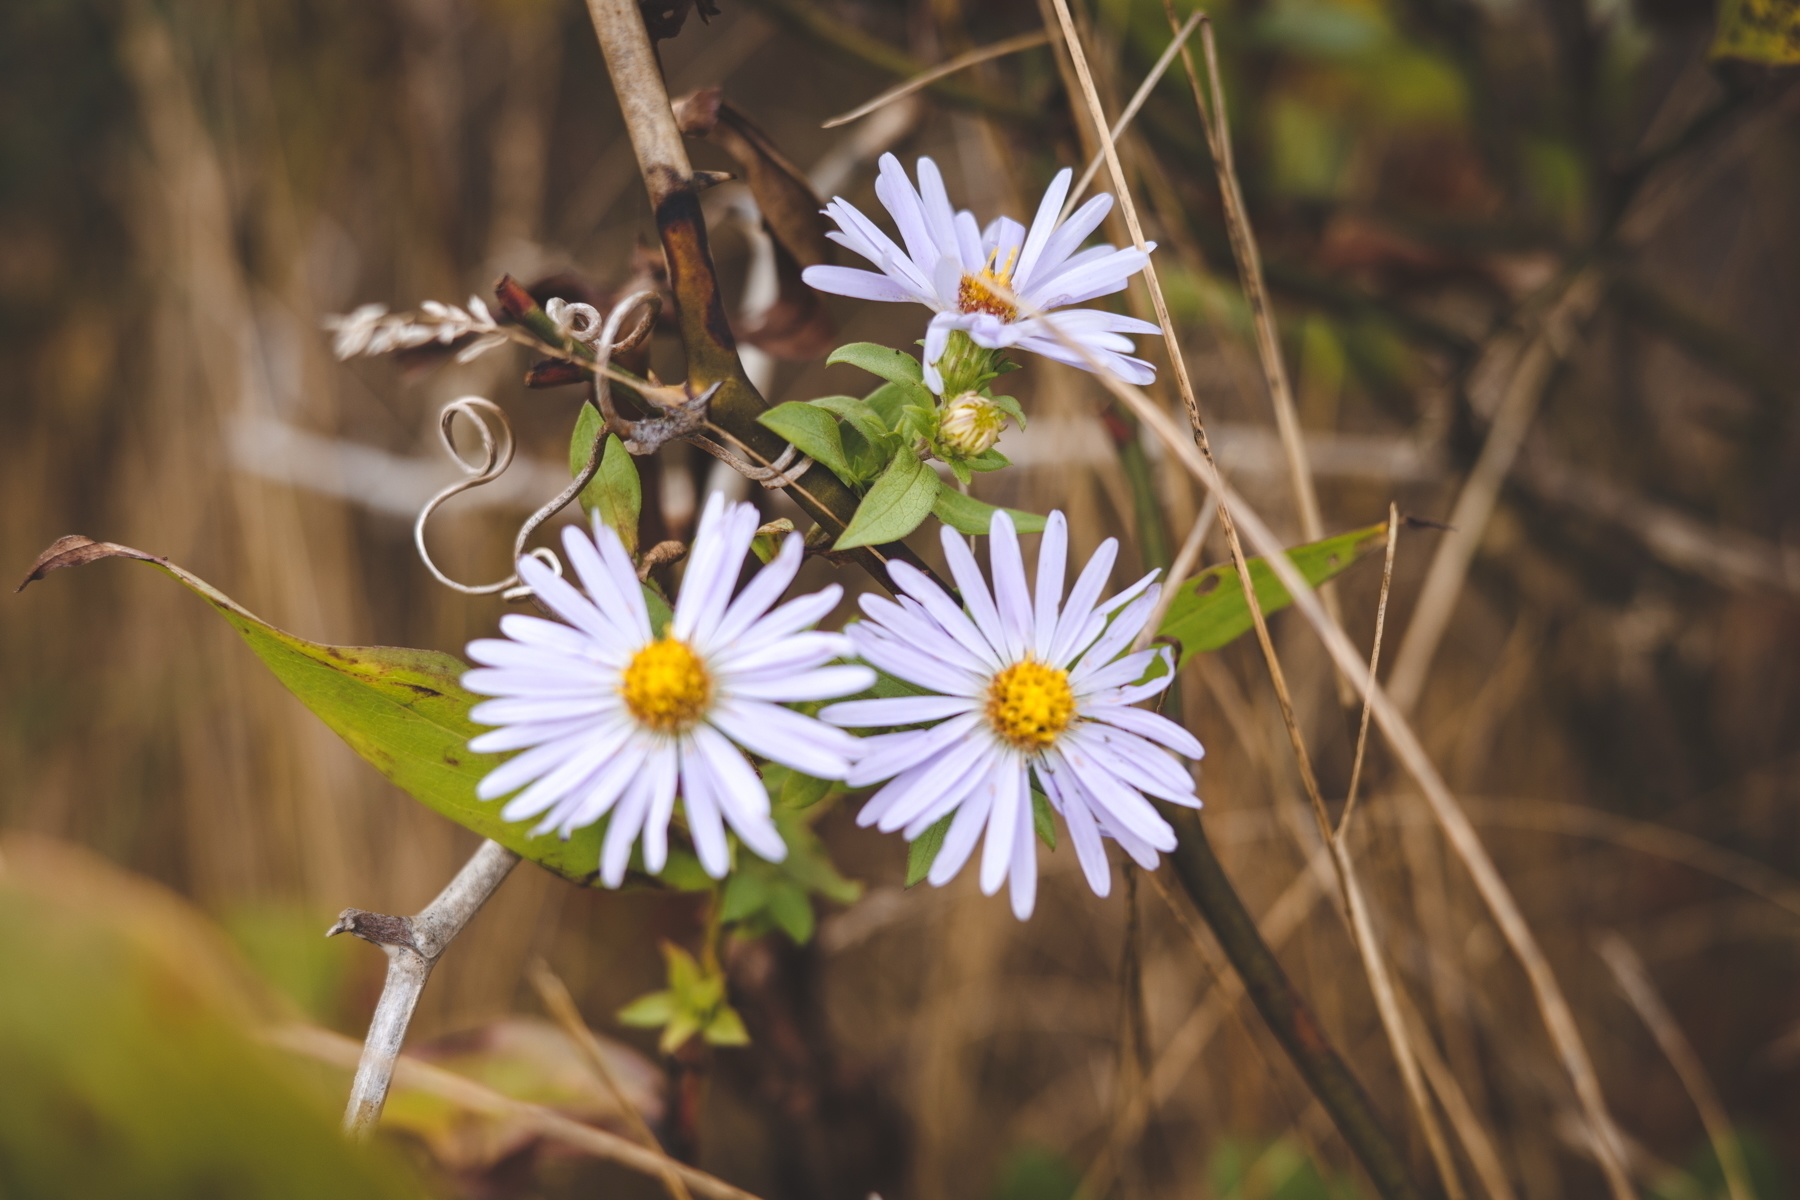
[0, 836, 426, 1199]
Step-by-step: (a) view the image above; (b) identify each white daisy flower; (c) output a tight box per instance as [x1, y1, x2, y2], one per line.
[802, 154, 1163, 394]
[463, 493, 875, 887]
[819, 510, 1203, 919]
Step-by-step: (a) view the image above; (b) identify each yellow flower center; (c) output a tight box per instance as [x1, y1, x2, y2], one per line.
[619, 636, 712, 733]
[957, 246, 1020, 322]
[985, 659, 1075, 751]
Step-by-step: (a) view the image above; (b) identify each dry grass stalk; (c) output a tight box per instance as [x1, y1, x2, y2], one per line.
[271, 1024, 765, 1200]
[1597, 935, 1755, 1200]
[821, 30, 1049, 129]
[529, 961, 695, 1200]
[1335, 506, 1401, 842]
[1035, 309, 1641, 1200]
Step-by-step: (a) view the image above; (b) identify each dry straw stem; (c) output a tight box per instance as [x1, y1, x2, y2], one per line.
[1386, 270, 1606, 714]
[821, 29, 1049, 128]
[1043, 11, 1457, 1190]
[1045, 318, 1639, 1200]
[272, 1024, 766, 1200]
[1043, 8, 1443, 1196]
[579, 0, 947, 594]
[1336, 507, 1401, 842]
[529, 960, 695, 1200]
[330, 839, 521, 1135]
[1597, 935, 1755, 1200]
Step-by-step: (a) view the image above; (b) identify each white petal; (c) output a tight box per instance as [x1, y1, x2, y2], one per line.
[678, 740, 731, 878]
[1072, 648, 1165, 696]
[469, 695, 619, 724]
[468, 715, 596, 754]
[820, 694, 977, 727]
[1064, 726, 1195, 805]
[1020, 193, 1112, 290]
[986, 509, 1034, 658]
[518, 556, 626, 650]
[563, 524, 649, 646]
[640, 744, 680, 874]
[847, 625, 985, 697]
[1049, 537, 1119, 665]
[1055, 744, 1177, 852]
[712, 629, 847, 676]
[803, 264, 920, 303]
[689, 724, 787, 864]
[873, 154, 942, 286]
[1070, 588, 1163, 687]
[1041, 764, 1111, 897]
[709, 533, 806, 648]
[1009, 775, 1039, 920]
[1033, 511, 1068, 658]
[1013, 167, 1072, 290]
[672, 493, 744, 642]
[498, 726, 632, 820]
[939, 522, 1010, 653]
[476, 730, 589, 800]
[600, 770, 655, 887]
[914, 158, 962, 271]
[1083, 701, 1205, 760]
[729, 664, 875, 703]
[847, 712, 984, 788]
[882, 565, 1004, 671]
[953, 209, 984, 271]
[496, 613, 594, 655]
[926, 776, 993, 888]
[870, 739, 998, 834]
[710, 698, 858, 780]
[978, 755, 1028, 897]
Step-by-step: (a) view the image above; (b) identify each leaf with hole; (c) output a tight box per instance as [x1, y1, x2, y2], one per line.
[1156, 522, 1389, 668]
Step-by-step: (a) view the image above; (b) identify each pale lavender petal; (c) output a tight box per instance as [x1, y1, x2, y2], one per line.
[986, 509, 1033, 658]
[847, 625, 985, 697]
[1056, 743, 1177, 852]
[1064, 725, 1195, 805]
[518, 556, 618, 648]
[848, 711, 984, 788]
[679, 738, 732, 879]
[820, 694, 977, 727]
[1041, 764, 1111, 897]
[803, 264, 920, 304]
[914, 158, 961, 270]
[983, 215, 1026, 259]
[1032, 511, 1068, 657]
[469, 695, 618, 724]
[709, 533, 805, 648]
[939, 522, 1009, 653]
[729, 664, 875, 703]
[953, 209, 984, 271]
[873, 153, 941, 281]
[1072, 648, 1164, 696]
[710, 697, 857, 780]
[690, 724, 788, 864]
[1020, 194, 1112, 290]
[1084, 701, 1205, 760]
[871, 738, 998, 834]
[1049, 537, 1119, 665]
[1013, 167, 1071, 289]
[926, 777, 993, 887]
[562, 525, 646, 648]
[979, 755, 1027, 897]
[600, 770, 655, 887]
[468, 715, 595, 754]
[1008, 772, 1039, 920]
[884, 563, 1004, 671]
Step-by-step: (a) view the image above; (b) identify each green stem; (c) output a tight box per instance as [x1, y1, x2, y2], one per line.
[1159, 804, 1428, 1200]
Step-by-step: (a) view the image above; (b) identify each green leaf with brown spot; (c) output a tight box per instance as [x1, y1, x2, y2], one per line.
[17, 536, 611, 886]
[1155, 522, 1389, 668]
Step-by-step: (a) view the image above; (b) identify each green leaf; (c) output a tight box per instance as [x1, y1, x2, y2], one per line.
[1712, 0, 1800, 63]
[17, 539, 632, 886]
[809, 394, 890, 445]
[834, 448, 938, 549]
[764, 764, 835, 810]
[828, 341, 925, 387]
[990, 394, 1027, 430]
[570, 407, 641, 559]
[863, 379, 929, 428]
[1156, 523, 1389, 668]
[757, 401, 854, 484]
[1032, 788, 1056, 850]
[931, 484, 1049, 536]
[763, 886, 816, 945]
[906, 815, 953, 887]
[617, 990, 677, 1028]
[702, 1005, 750, 1047]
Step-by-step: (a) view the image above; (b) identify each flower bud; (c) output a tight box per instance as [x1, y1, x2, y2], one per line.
[938, 392, 1008, 458]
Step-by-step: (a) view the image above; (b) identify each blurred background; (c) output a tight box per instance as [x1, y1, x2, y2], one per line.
[3, 0, 1798, 1196]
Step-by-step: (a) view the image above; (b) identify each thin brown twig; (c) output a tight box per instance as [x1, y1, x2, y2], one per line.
[1597, 935, 1755, 1200]
[1336, 504, 1400, 842]
[529, 960, 695, 1200]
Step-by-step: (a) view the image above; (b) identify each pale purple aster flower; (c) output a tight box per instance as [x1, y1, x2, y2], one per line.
[820, 510, 1203, 919]
[464, 493, 874, 887]
[802, 154, 1163, 393]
